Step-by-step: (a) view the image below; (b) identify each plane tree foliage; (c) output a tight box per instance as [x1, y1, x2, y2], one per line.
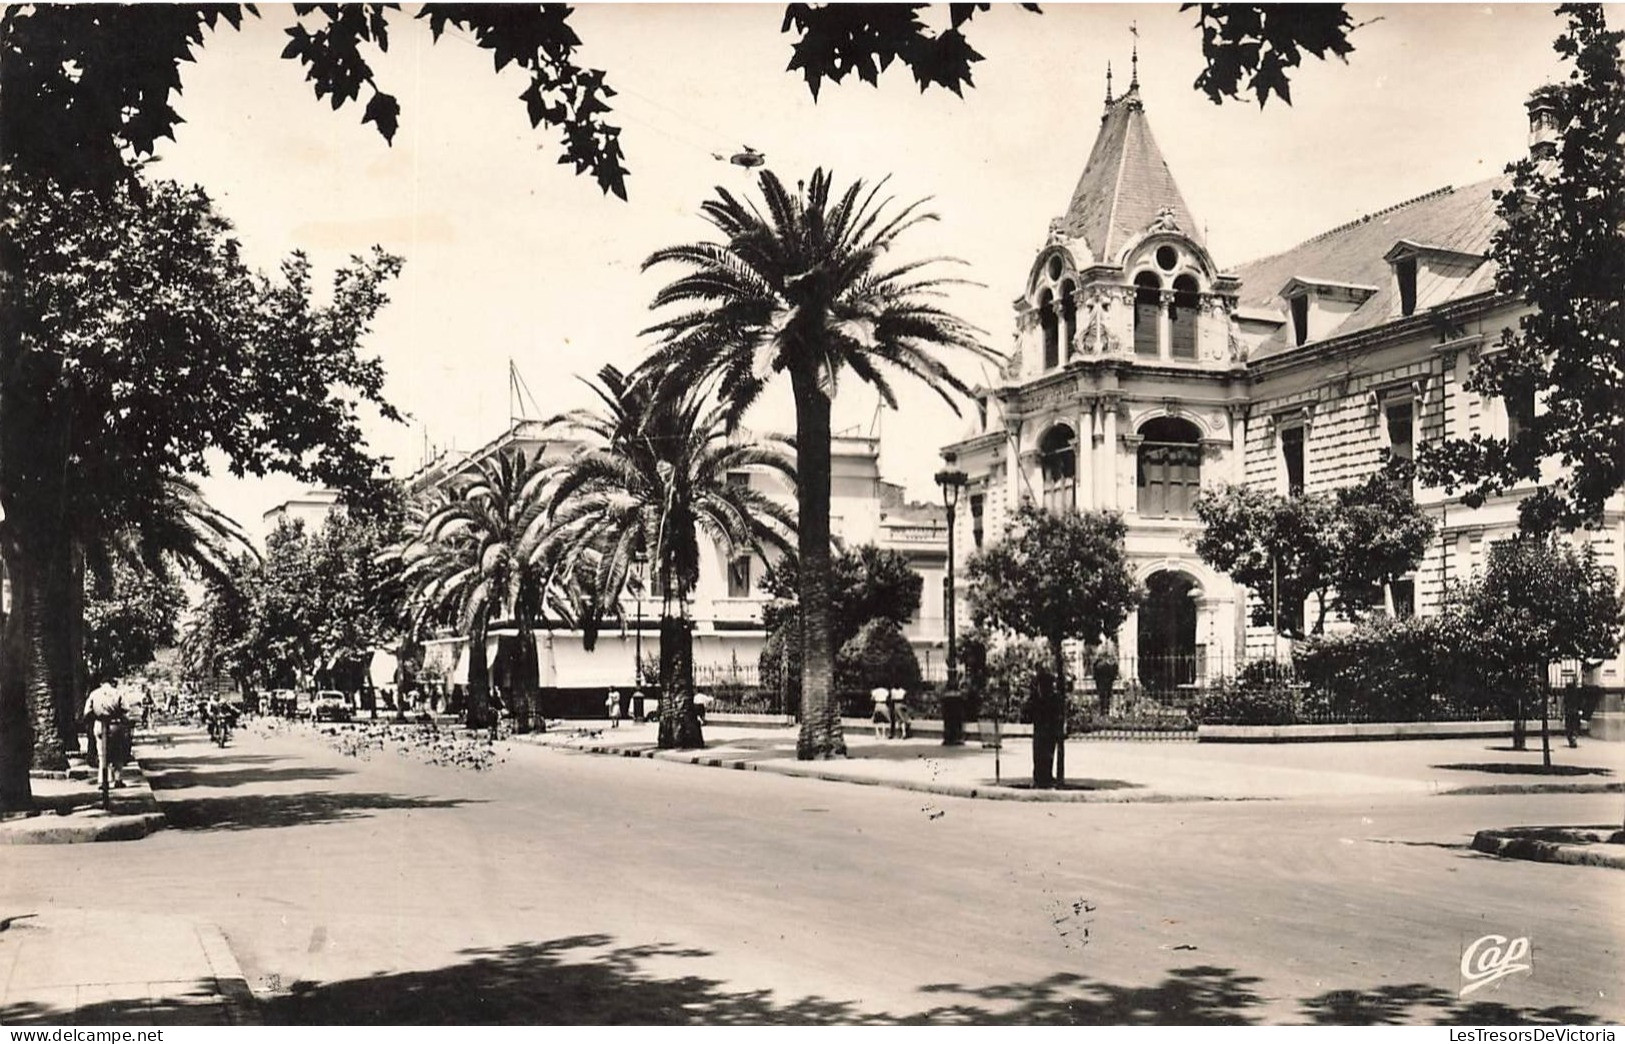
[1193, 463, 1435, 639]
[1420, 4, 1625, 531]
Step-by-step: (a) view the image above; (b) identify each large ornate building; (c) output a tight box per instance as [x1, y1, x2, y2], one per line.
[942, 75, 1623, 691]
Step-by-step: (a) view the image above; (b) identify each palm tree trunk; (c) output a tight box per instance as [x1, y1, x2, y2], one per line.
[792, 372, 845, 760]
[466, 622, 492, 730]
[657, 613, 702, 749]
[26, 528, 74, 773]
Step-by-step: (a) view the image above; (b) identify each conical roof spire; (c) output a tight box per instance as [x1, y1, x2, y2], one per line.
[1053, 82, 1203, 261]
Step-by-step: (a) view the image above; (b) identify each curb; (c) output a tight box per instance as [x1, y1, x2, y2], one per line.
[1443, 782, 1624, 797]
[1470, 830, 1625, 870]
[0, 764, 168, 845]
[196, 923, 262, 1025]
[544, 740, 1247, 803]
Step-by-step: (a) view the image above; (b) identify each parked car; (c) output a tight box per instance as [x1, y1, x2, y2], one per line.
[310, 691, 352, 723]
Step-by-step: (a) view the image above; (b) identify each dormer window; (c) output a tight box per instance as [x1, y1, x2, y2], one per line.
[1383, 241, 1485, 321]
[1395, 254, 1418, 317]
[1290, 294, 1310, 347]
[1278, 277, 1378, 348]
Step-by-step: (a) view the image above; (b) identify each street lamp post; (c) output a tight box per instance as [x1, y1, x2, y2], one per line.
[631, 549, 648, 687]
[935, 455, 969, 746]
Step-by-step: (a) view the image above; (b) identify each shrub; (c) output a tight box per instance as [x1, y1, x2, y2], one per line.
[1294, 615, 1500, 723]
[1195, 660, 1298, 725]
[837, 618, 922, 693]
[757, 620, 801, 716]
[983, 637, 1050, 724]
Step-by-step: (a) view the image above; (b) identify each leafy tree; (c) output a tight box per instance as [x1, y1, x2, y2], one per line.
[1331, 462, 1438, 608]
[837, 617, 922, 693]
[967, 503, 1141, 787]
[83, 560, 187, 691]
[1449, 535, 1623, 763]
[1420, 5, 1624, 531]
[1184, 4, 1357, 107]
[761, 544, 924, 648]
[0, 4, 1362, 197]
[783, 4, 1358, 108]
[1193, 464, 1434, 638]
[644, 168, 993, 761]
[0, 168, 401, 810]
[1193, 485, 1340, 638]
[544, 365, 796, 749]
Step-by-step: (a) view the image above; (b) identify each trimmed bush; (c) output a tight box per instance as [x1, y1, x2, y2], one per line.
[837, 618, 922, 693]
[1195, 660, 1297, 725]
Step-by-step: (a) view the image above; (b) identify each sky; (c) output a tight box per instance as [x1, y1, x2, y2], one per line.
[144, 2, 1597, 539]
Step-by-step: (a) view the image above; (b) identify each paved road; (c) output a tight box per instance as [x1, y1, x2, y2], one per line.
[2, 722, 1620, 1024]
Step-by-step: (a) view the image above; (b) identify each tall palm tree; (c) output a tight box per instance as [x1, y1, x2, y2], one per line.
[396, 449, 558, 731]
[543, 364, 795, 749]
[642, 169, 995, 758]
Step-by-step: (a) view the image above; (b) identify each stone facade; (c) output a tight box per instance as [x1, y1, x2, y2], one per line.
[944, 81, 1625, 693]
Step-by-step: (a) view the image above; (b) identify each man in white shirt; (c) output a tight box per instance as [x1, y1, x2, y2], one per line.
[83, 682, 128, 791]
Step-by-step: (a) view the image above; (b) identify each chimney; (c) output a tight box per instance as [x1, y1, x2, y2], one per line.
[1524, 84, 1565, 161]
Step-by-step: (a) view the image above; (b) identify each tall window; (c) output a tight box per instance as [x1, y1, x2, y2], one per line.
[970, 493, 985, 550]
[1039, 290, 1059, 370]
[1059, 282, 1077, 364]
[1395, 255, 1418, 317]
[1170, 274, 1199, 360]
[727, 555, 752, 598]
[1280, 424, 1306, 495]
[1390, 578, 1415, 619]
[1385, 400, 1415, 463]
[1506, 384, 1536, 444]
[1133, 272, 1161, 357]
[1039, 425, 1077, 513]
[1137, 417, 1202, 518]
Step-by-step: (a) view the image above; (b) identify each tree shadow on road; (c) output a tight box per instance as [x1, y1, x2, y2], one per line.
[1301, 983, 1595, 1025]
[4, 935, 1606, 1026]
[1434, 762, 1613, 777]
[148, 765, 354, 791]
[254, 936, 1610, 1026]
[158, 791, 479, 832]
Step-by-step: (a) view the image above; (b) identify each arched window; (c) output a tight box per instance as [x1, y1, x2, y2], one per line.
[1170, 274, 1200, 360]
[1039, 425, 1077, 513]
[1133, 272, 1161, 357]
[1039, 290, 1059, 370]
[1059, 281, 1077, 363]
[1137, 417, 1202, 518]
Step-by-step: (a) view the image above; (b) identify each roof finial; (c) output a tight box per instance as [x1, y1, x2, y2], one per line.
[1129, 20, 1140, 91]
[1104, 61, 1114, 105]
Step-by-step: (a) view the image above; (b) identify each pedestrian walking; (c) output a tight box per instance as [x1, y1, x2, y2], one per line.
[1564, 679, 1583, 748]
[606, 688, 622, 727]
[871, 686, 891, 739]
[890, 687, 912, 739]
[83, 682, 129, 793]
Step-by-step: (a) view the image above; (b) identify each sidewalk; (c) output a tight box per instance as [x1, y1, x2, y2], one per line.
[519, 720, 1625, 802]
[0, 908, 258, 1025]
[0, 728, 260, 1026]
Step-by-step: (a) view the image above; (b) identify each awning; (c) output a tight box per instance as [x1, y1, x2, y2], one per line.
[369, 650, 399, 688]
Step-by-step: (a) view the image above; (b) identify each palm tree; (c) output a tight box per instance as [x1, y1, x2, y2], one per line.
[396, 449, 558, 731]
[642, 169, 995, 758]
[543, 364, 795, 749]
